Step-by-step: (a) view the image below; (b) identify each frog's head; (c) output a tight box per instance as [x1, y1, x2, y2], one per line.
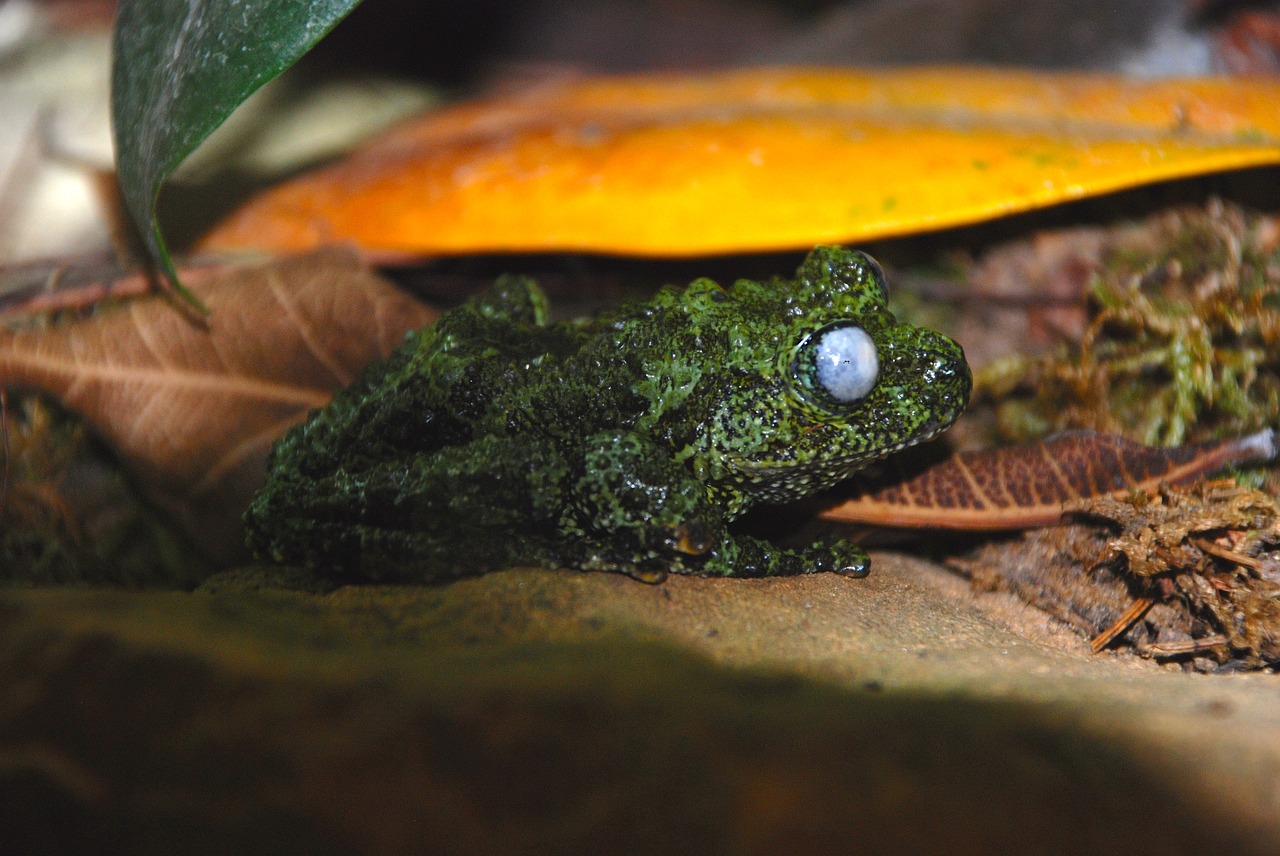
[684, 246, 971, 508]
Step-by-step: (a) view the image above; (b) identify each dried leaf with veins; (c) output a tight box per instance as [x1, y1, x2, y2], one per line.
[0, 248, 435, 561]
[822, 429, 1279, 530]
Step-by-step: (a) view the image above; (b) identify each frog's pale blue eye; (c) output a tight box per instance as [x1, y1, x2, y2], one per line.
[814, 324, 878, 402]
[791, 321, 879, 408]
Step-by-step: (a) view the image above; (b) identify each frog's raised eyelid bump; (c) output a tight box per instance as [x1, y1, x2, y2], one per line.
[853, 251, 889, 300]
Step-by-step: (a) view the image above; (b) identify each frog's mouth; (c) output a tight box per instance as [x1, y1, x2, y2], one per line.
[726, 387, 968, 485]
[902, 409, 961, 449]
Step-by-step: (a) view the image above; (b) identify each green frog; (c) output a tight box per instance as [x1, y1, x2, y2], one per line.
[245, 246, 970, 582]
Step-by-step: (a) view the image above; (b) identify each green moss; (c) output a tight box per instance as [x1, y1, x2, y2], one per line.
[985, 204, 1280, 452]
[1, 395, 210, 587]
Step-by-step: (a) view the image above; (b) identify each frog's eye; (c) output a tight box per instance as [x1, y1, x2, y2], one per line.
[792, 321, 879, 406]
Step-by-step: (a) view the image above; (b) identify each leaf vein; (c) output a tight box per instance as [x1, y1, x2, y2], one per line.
[1, 351, 329, 407]
[268, 270, 353, 386]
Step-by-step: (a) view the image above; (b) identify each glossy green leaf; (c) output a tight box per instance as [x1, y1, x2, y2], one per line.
[110, 0, 364, 306]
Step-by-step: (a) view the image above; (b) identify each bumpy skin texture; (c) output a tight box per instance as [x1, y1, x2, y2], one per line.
[245, 247, 970, 582]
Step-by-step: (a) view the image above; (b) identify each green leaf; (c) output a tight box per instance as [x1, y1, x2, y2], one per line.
[111, 0, 364, 308]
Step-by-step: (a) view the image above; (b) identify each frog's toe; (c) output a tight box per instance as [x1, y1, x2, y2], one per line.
[649, 519, 716, 556]
[672, 520, 715, 555]
[805, 541, 871, 578]
[834, 558, 871, 578]
[623, 566, 670, 584]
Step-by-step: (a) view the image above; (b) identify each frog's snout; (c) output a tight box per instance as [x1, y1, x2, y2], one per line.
[935, 348, 971, 398]
[914, 336, 972, 431]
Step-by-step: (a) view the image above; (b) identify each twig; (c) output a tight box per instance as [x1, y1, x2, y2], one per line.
[1190, 535, 1263, 572]
[1141, 636, 1229, 658]
[1090, 596, 1154, 653]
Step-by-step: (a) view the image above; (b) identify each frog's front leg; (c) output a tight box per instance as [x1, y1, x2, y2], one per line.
[564, 431, 726, 577]
[568, 432, 868, 579]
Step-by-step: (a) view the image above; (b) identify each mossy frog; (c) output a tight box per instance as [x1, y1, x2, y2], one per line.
[245, 247, 970, 581]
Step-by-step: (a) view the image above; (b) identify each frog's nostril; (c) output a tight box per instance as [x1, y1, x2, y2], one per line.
[924, 355, 966, 386]
[924, 339, 971, 392]
[943, 355, 971, 387]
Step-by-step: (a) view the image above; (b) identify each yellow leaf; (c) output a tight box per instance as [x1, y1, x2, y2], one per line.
[199, 67, 1280, 258]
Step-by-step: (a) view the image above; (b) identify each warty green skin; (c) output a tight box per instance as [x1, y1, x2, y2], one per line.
[244, 246, 971, 582]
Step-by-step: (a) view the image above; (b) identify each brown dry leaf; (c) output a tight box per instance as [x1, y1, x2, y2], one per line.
[822, 429, 1278, 530]
[0, 248, 436, 560]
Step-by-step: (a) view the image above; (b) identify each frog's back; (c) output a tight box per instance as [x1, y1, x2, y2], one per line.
[272, 276, 580, 468]
[246, 276, 590, 575]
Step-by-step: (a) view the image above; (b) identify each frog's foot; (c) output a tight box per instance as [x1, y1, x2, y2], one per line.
[805, 540, 871, 578]
[606, 520, 717, 583]
[659, 520, 716, 556]
[622, 566, 670, 584]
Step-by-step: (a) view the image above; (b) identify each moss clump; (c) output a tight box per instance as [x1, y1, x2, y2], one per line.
[1, 394, 209, 587]
[986, 202, 1280, 449]
[1083, 481, 1280, 668]
[1, 395, 94, 580]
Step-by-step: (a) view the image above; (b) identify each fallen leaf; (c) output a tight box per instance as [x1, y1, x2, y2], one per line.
[822, 429, 1279, 530]
[199, 67, 1280, 259]
[0, 248, 435, 560]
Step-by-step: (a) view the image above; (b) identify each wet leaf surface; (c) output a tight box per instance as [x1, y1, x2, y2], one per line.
[111, 0, 363, 300]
